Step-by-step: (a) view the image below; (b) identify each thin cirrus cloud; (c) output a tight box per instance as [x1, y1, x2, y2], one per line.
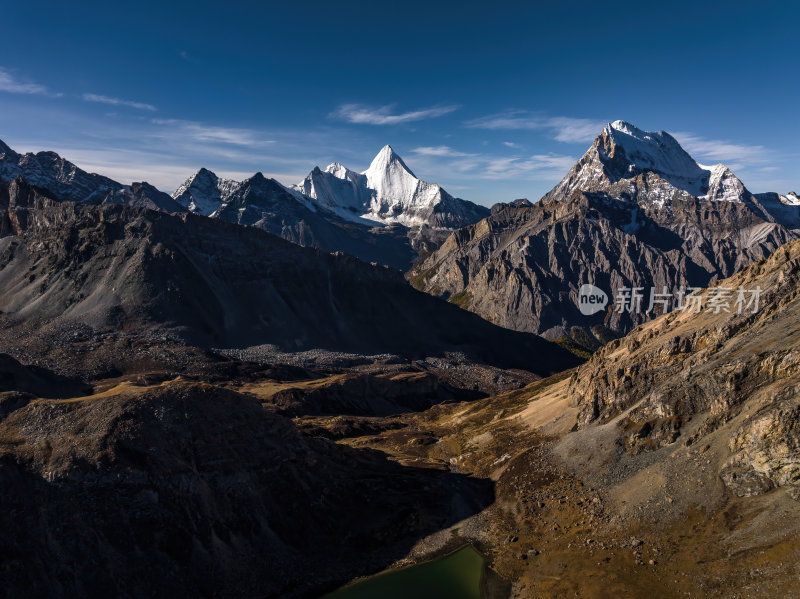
[149, 119, 276, 147]
[0, 66, 59, 96]
[672, 132, 770, 169]
[83, 93, 157, 112]
[332, 103, 460, 125]
[465, 111, 607, 144]
[410, 145, 575, 181]
[483, 154, 576, 179]
[410, 145, 473, 158]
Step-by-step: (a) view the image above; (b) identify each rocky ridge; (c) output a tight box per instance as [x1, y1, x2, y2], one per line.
[0, 177, 579, 377]
[0, 140, 184, 212]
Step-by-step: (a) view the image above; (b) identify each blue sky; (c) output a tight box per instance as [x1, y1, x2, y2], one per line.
[0, 0, 797, 205]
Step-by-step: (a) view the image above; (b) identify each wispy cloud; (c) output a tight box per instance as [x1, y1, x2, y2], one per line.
[0, 67, 58, 96]
[546, 117, 607, 143]
[411, 144, 575, 181]
[672, 132, 770, 169]
[83, 93, 157, 111]
[483, 153, 576, 179]
[466, 111, 606, 143]
[150, 119, 275, 147]
[332, 103, 459, 125]
[502, 141, 522, 149]
[410, 145, 472, 158]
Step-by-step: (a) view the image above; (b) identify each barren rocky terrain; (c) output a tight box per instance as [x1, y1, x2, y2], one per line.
[1, 134, 798, 598]
[0, 230, 797, 598]
[322, 241, 800, 597]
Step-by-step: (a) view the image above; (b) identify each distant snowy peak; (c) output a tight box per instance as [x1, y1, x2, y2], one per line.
[365, 145, 418, 180]
[603, 120, 708, 194]
[173, 168, 321, 223]
[781, 191, 800, 206]
[0, 138, 183, 212]
[294, 145, 489, 229]
[544, 120, 750, 205]
[362, 145, 436, 223]
[701, 163, 748, 203]
[172, 168, 239, 216]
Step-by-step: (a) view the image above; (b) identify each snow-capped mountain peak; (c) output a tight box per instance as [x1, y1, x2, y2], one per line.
[364, 144, 417, 178]
[602, 120, 706, 194]
[324, 162, 353, 178]
[172, 168, 239, 216]
[607, 119, 640, 136]
[544, 120, 754, 206]
[361, 145, 432, 221]
[701, 163, 748, 203]
[781, 191, 800, 206]
[294, 146, 489, 228]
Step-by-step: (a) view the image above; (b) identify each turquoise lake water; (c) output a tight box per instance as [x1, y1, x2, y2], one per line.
[323, 545, 484, 599]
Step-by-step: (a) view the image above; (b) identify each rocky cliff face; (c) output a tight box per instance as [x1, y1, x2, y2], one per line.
[566, 238, 800, 498]
[410, 122, 800, 345]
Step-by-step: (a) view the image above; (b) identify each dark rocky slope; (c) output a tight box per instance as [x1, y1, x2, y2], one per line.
[0, 178, 579, 376]
[411, 187, 796, 341]
[0, 380, 492, 598]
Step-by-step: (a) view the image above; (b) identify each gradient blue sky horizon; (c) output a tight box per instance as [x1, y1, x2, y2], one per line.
[1, 0, 797, 205]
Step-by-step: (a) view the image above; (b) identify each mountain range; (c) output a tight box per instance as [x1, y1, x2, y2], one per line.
[0, 139, 184, 212]
[1, 119, 799, 597]
[0, 141, 490, 271]
[410, 120, 800, 348]
[170, 145, 489, 268]
[3, 121, 799, 352]
[293, 144, 489, 229]
[0, 175, 578, 378]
